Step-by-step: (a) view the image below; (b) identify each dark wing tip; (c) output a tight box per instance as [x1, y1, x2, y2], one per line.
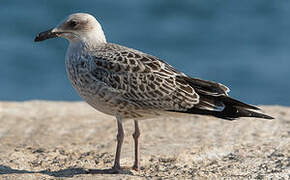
[260, 114, 275, 120]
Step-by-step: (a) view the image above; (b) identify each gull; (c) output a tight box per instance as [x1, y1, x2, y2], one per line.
[34, 13, 273, 172]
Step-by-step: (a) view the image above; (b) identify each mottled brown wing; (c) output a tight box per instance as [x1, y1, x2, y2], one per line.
[89, 43, 199, 111]
[178, 76, 230, 111]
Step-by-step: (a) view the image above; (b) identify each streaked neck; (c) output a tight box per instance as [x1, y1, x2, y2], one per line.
[68, 30, 106, 50]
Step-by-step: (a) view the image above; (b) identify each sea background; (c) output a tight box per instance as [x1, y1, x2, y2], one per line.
[0, 0, 289, 106]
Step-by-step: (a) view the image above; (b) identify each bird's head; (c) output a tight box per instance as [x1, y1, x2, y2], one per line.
[34, 13, 106, 45]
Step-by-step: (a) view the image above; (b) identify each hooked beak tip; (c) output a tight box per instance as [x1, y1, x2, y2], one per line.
[34, 28, 59, 42]
[34, 34, 43, 42]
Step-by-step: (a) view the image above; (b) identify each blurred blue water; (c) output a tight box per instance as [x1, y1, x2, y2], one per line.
[0, 0, 289, 105]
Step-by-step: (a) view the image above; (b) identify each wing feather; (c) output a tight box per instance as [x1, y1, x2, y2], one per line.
[89, 43, 199, 111]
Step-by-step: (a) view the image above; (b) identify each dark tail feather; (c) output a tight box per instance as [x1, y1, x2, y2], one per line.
[218, 96, 260, 110]
[176, 76, 273, 120]
[170, 96, 274, 120]
[215, 96, 274, 119]
[182, 105, 274, 120]
[234, 107, 274, 119]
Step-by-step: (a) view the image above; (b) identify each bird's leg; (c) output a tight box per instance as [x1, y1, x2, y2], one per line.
[132, 120, 140, 170]
[112, 116, 124, 170]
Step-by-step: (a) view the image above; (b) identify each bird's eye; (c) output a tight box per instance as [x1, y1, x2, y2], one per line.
[69, 20, 77, 27]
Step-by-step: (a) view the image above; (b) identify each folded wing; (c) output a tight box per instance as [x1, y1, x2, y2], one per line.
[89, 43, 273, 120]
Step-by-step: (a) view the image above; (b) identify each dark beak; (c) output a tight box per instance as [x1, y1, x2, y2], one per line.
[34, 28, 60, 42]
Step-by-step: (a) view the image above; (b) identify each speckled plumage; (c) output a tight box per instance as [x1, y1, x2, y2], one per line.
[35, 13, 273, 171]
[65, 42, 213, 119]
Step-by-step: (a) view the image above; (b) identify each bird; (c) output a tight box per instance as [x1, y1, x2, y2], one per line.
[34, 13, 273, 172]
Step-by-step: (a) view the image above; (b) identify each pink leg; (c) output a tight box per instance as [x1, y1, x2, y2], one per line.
[112, 117, 124, 170]
[132, 120, 140, 170]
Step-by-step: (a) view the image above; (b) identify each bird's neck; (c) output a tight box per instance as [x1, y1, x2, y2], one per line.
[68, 30, 107, 50]
[66, 35, 106, 63]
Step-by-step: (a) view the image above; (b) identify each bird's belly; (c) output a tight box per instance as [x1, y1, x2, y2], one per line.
[66, 61, 118, 116]
[82, 93, 118, 116]
[65, 60, 171, 119]
[71, 78, 118, 116]
[67, 72, 167, 119]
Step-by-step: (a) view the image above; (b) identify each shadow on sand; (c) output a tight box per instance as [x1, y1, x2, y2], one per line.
[0, 165, 133, 177]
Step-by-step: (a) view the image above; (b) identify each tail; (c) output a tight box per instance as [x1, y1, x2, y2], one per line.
[184, 96, 274, 120]
[172, 76, 274, 120]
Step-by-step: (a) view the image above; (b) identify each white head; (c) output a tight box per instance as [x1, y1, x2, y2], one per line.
[35, 13, 107, 45]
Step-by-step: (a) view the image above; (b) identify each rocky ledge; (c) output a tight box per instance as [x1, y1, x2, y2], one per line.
[0, 101, 289, 179]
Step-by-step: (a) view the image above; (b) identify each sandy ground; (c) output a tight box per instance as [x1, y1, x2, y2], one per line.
[0, 101, 289, 179]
